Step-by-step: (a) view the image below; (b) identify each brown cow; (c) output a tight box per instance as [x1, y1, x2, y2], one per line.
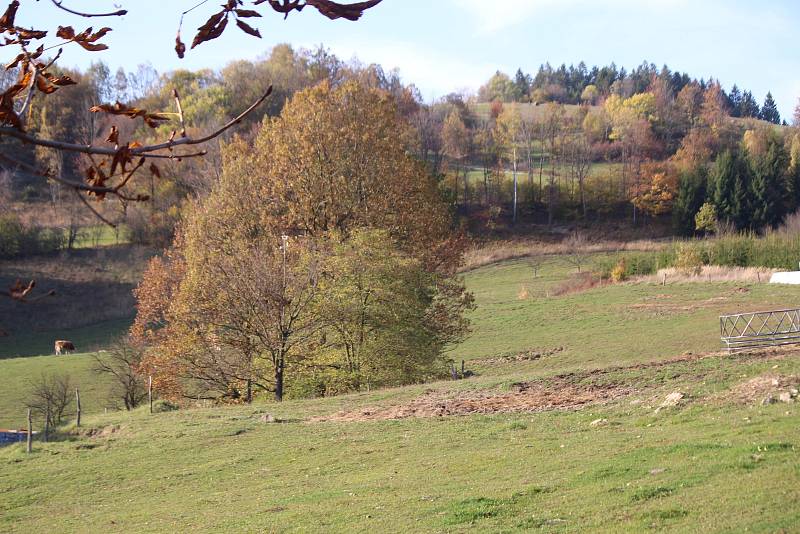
[54, 340, 75, 355]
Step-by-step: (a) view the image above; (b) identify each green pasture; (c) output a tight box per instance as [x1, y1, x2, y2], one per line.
[2, 254, 800, 532]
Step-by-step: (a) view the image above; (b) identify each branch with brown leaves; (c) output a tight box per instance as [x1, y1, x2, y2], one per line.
[0, 280, 56, 303]
[176, 0, 382, 57]
[0, 0, 378, 223]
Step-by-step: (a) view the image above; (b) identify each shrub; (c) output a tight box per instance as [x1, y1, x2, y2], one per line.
[694, 202, 718, 234]
[674, 243, 704, 275]
[610, 258, 627, 282]
[0, 214, 64, 259]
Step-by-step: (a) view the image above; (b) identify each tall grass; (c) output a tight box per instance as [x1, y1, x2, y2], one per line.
[596, 233, 800, 279]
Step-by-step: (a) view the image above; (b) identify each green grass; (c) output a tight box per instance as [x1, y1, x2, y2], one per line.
[0, 316, 134, 359]
[457, 256, 800, 370]
[2, 255, 800, 532]
[0, 352, 113, 429]
[72, 225, 129, 249]
[1, 359, 798, 532]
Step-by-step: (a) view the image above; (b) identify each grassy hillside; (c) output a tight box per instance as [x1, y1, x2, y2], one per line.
[0, 245, 151, 358]
[2, 255, 800, 531]
[0, 352, 114, 430]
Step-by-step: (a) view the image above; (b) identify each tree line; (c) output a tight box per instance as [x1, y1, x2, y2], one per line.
[478, 61, 786, 125]
[3, 45, 800, 250]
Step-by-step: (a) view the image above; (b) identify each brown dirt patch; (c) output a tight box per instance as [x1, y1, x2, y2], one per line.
[726, 374, 800, 405]
[311, 348, 793, 423]
[311, 376, 634, 423]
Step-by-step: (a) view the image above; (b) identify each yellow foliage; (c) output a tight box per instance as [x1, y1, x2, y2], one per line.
[632, 170, 678, 216]
[610, 258, 627, 283]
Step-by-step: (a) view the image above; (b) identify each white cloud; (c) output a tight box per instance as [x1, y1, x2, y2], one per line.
[318, 40, 501, 100]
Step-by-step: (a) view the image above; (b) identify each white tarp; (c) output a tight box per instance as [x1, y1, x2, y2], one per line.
[770, 271, 800, 285]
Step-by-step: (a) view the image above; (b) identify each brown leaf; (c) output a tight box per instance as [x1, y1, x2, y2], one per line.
[106, 125, 119, 144]
[235, 19, 261, 38]
[56, 25, 75, 40]
[86, 27, 112, 42]
[235, 9, 262, 17]
[306, 0, 383, 20]
[76, 41, 109, 52]
[50, 75, 76, 86]
[191, 10, 228, 49]
[4, 52, 23, 70]
[15, 28, 47, 40]
[175, 33, 186, 59]
[0, 1, 19, 31]
[35, 74, 56, 94]
[149, 163, 161, 179]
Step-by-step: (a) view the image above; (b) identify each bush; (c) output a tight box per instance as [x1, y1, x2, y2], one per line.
[674, 243, 703, 275]
[0, 214, 64, 259]
[610, 258, 627, 282]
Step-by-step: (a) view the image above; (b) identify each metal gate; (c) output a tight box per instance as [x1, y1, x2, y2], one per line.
[720, 308, 800, 353]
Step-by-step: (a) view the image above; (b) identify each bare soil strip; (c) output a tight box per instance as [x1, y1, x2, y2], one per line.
[311, 349, 790, 423]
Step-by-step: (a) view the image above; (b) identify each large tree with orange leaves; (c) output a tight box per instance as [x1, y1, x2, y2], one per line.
[133, 80, 472, 402]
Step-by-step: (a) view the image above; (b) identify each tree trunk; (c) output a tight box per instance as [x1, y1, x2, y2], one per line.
[512, 147, 518, 225]
[463, 165, 469, 209]
[274, 360, 284, 402]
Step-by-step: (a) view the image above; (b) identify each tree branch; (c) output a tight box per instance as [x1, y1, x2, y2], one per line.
[74, 189, 116, 228]
[0, 85, 272, 156]
[49, 0, 127, 18]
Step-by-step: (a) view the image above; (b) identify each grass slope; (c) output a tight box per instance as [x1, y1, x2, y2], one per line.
[2, 256, 800, 532]
[0, 352, 114, 430]
[1, 353, 799, 532]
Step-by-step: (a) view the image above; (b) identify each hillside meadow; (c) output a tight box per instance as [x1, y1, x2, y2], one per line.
[1, 255, 800, 532]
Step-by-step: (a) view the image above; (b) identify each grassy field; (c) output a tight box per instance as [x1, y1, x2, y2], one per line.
[0, 316, 133, 360]
[72, 224, 129, 249]
[0, 352, 114, 430]
[2, 255, 800, 532]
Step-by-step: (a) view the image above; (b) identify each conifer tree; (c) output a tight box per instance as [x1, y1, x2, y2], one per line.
[760, 92, 781, 124]
[750, 139, 789, 228]
[712, 150, 751, 229]
[740, 90, 760, 118]
[673, 166, 708, 235]
[728, 85, 742, 117]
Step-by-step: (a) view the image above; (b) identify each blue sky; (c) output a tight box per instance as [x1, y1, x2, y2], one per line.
[17, 0, 800, 118]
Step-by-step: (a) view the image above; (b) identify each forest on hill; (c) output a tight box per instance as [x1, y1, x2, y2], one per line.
[2, 46, 800, 261]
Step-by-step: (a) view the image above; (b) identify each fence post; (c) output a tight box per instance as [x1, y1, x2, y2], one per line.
[148, 376, 153, 414]
[26, 408, 32, 454]
[75, 388, 81, 428]
[461, 360, 465, 378]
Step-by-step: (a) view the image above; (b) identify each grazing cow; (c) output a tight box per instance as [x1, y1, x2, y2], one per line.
[54, 340, 75, 355]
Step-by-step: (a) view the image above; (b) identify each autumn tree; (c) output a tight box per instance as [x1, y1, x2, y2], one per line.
[313, 229, 464, 392]
[0, 0, 383, 211]
[442, 108, 470, 207]
[495, 105, 523, 223]
[134, 80, 472, 402]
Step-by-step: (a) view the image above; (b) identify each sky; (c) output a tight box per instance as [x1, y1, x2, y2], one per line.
[16, 0, 800, 119]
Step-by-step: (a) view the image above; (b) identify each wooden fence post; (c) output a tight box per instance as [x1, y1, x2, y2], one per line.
[148, 376, 153, 414]
[461, 360, 465, 378]
[75, 388, 81, 428]
[26, 408, 32, 454]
